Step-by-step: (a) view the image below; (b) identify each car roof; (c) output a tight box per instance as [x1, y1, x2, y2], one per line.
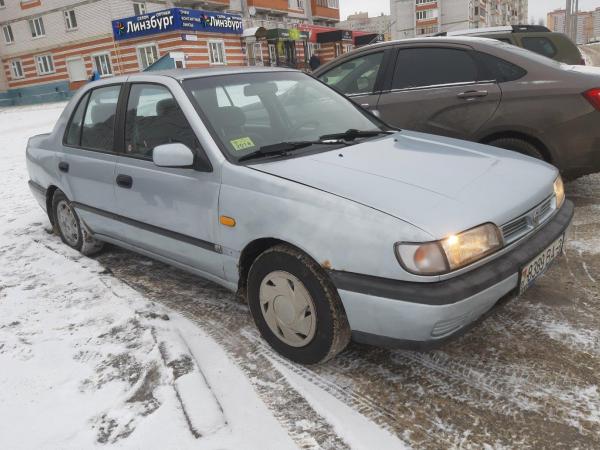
[85, 66, 298, 87]
[352, 35, 506, 50]
[437, 25, 551, 36]
[133, 66, 296, 81]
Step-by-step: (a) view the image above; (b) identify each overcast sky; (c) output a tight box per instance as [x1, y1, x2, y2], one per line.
[339, 0, 600, 24]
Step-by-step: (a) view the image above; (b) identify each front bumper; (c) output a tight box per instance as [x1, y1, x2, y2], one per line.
[329, 200, 574, 349]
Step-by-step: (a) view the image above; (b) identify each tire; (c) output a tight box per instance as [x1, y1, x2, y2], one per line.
[487, 137, 545, 161]
[52, 190, 104, 256]
[247, 245, 351, 364]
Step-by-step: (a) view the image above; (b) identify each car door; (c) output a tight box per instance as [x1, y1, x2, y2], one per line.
[113, 82, 222, 277]
[375, 46, 502, 140]
[317, 48, 392, 115]
[61, 84, 121, 236]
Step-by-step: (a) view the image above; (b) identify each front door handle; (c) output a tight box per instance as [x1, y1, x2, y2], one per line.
[116, 174, 133, 189]
[457, 90, 488, 99]
[58, 161, 69, 173]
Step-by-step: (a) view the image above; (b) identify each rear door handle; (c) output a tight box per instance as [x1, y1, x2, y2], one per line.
[116, 174, 133, 189]
[58, 161, 69, 173]
[457, 90, 488, 99]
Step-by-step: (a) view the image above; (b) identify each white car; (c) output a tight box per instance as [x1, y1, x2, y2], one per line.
[27, 68, 573, 364]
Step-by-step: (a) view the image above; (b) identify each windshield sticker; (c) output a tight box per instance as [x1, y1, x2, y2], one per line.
[230, 137, 255, 151]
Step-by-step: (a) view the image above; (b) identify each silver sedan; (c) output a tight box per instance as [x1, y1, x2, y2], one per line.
[26, 68, 573, 364]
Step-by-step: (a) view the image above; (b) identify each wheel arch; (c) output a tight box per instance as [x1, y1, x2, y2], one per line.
[237, 237, 325, 297]
[480, 130, 553, 163]
[46, 185, 59, 226]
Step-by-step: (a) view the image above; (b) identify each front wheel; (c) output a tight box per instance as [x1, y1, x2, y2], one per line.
[247, 245, 351, 364]
[487, 137, 545, 161]
[52, 190, 104, 256]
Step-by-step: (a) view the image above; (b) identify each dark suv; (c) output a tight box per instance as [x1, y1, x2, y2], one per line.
[313, 37, 600, 179]
[435, 25, 585, 65]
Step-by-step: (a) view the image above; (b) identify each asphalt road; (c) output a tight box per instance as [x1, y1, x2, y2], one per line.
[95, 173, 600, 449]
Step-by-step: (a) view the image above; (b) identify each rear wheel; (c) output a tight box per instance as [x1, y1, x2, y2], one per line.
[487, 137, 545, 161]
[52, 190, 104, 256]
[247, 245, 351, 364]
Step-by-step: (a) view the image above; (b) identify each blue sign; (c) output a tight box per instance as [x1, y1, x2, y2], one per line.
[112, 8, 243, 41]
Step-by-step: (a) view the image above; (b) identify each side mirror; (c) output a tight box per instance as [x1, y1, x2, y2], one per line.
[152, 143, 194, 168]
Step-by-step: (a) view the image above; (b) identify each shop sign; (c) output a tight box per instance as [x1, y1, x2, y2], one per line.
[341, 30, 353, 41]
[266, 28, 309, 41]
[113, 8, 243, 41]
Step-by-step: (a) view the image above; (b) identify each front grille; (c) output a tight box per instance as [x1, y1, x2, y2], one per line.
[501, 196, 556, 245]
[502, 216, 529, 241]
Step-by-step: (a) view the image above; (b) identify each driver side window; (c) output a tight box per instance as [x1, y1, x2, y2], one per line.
[318, 52, 384, 95]
[125, 84, 199, 159]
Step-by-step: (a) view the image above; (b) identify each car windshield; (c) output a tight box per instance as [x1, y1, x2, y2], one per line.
[182, 71, 388, 162]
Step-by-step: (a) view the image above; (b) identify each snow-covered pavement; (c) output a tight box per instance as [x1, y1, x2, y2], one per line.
[1, 102, 600, 449]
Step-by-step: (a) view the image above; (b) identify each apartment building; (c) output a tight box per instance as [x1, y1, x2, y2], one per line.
[0, 0, 340, 105]
[547, 8, 594, 44]
[243, 1, 339, 29]
[337, 12, 392, 40]
[594, 7, 600, 41]
[391, 0, 528, 39]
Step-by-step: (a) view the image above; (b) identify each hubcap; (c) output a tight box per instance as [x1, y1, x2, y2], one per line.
[56, 200, 79, 246]
[259, 271, 317, 347]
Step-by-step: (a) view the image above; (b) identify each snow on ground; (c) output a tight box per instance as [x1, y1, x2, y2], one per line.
[0, 103, 299, 450]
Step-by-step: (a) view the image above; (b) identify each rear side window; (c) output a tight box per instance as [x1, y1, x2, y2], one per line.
[319, 52, 384, 95]
[392, 48, 479, 90]
[474, 52, 527, 82]
[521, 37, 557, 58]
[81, 85, 121, 151]
[125, 84, 199, 159]
[65, 92, 89, 146]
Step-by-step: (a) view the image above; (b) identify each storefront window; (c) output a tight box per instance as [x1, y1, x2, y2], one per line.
[137, 44, 159, 70]
[93, 53, 113, 77]
[209, 40, 226, 65]
[268, 44, 277, 66]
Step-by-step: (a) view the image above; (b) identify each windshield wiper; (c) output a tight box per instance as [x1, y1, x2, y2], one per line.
[237, 140, 343, 163]
[319, 129, 395, 142]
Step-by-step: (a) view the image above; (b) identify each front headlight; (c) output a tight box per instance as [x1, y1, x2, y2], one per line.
[554, 175, 565, 209]
[395, 223, 503, 275]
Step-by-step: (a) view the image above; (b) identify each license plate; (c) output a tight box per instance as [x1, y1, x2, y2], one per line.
[519, 234, 565, 295]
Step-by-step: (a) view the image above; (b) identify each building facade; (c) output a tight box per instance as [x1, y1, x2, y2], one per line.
[337, 12, 392, 40]
[594, 7, 600, 42]
[391, 0, 528, 40]
[0, 0, 340, 105]
[547, 8, 594, 44]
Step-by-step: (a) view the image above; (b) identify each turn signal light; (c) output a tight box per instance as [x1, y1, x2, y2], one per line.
[583, 88, 600, 111]
[220, 216, 236, 227]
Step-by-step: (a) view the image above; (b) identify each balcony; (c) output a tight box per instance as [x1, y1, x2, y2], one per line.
[247, 0, 290, 14]
[311, 1, 339, 21]
[173, 0, 230, 10]
[20, 0, 41, 10]
[416, 2, 437, 12]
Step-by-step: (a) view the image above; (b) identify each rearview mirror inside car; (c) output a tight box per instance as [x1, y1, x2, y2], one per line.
[153, 143, 195, 168]
[244, 82, 278, 97]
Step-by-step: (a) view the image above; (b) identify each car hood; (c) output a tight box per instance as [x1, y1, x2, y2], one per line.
[252, 130, 558, 239]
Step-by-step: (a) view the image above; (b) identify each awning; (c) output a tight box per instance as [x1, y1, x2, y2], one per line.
[242, 26, 267, 38]
[266, 28, 309, 40]
[316, 30, 353, 43]
[354, 33, 384, 46]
